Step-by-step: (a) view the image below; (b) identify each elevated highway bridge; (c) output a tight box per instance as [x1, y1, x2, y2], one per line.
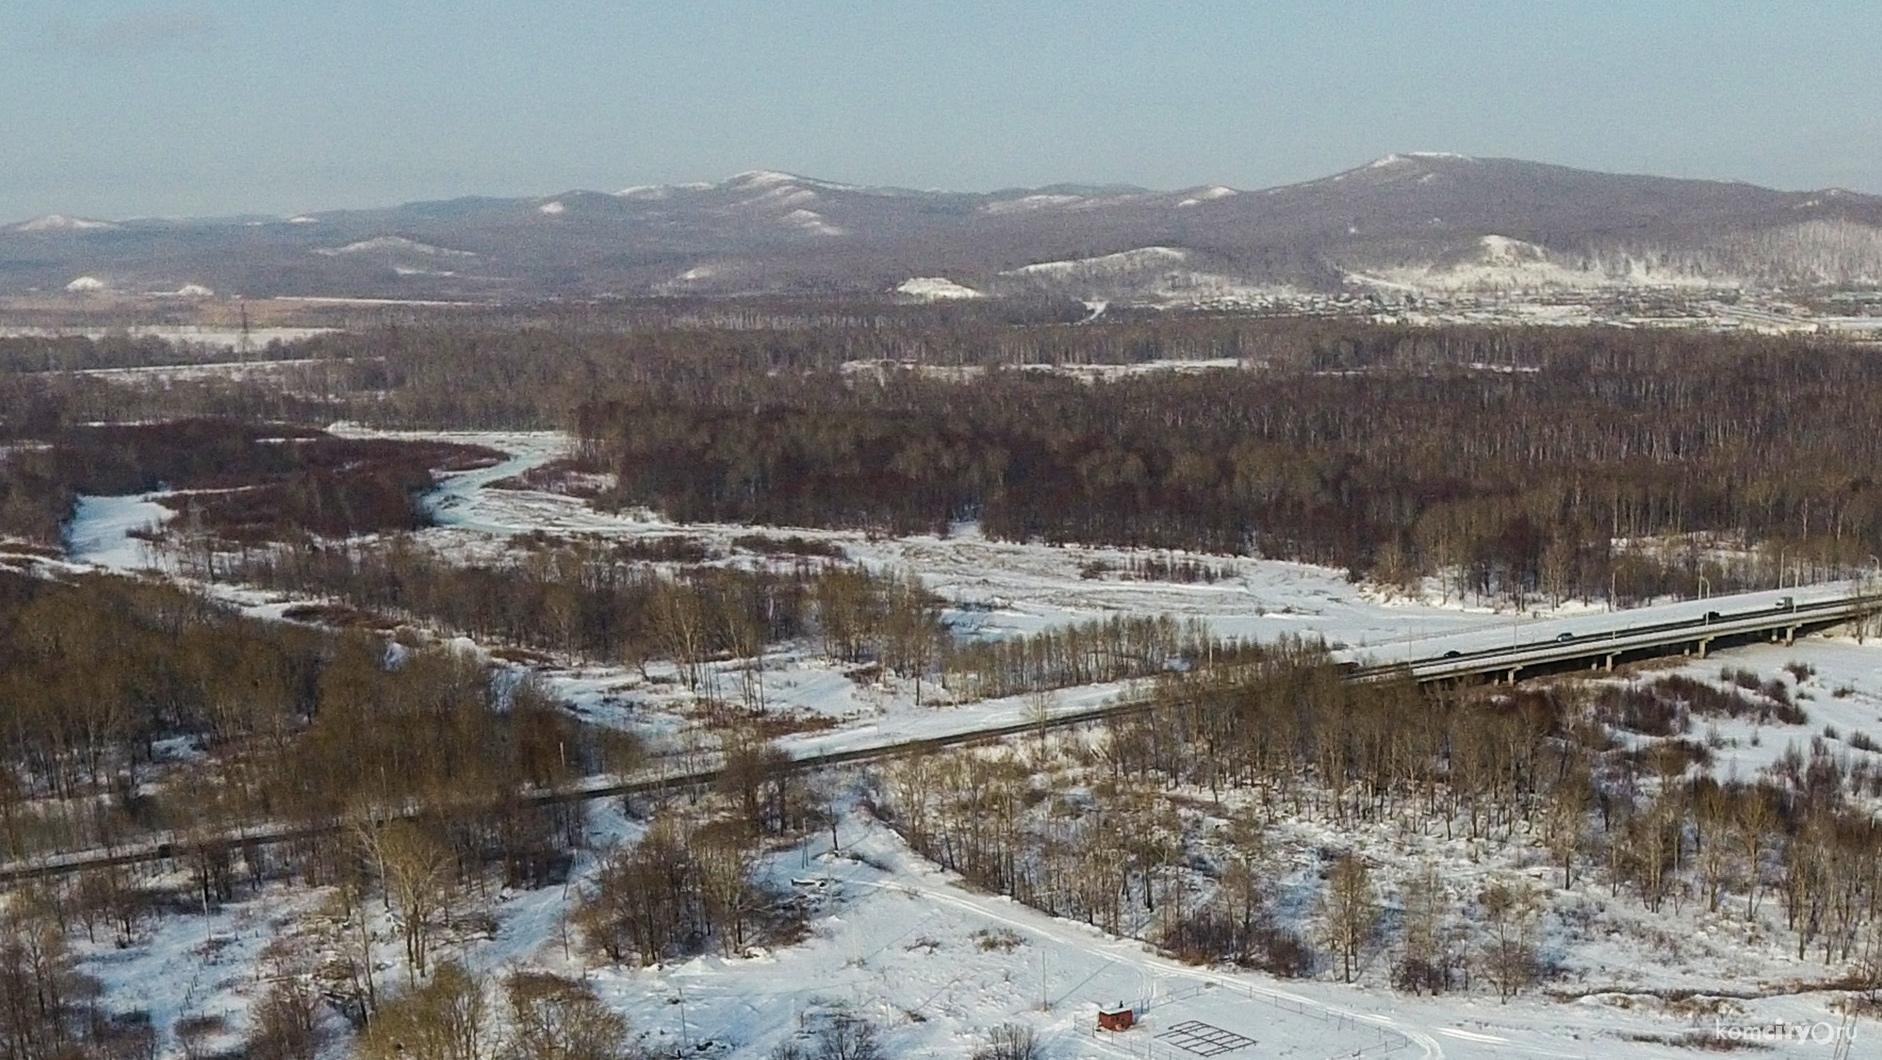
[1347, 581, 1882, 686]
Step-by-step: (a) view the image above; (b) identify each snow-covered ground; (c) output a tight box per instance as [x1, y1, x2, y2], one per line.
[1656, 639, 1882, 780]
[76, 807, 1869, 1060]
[47, 428, 1882, 1060]
[580, 816, 1869, 1060]
[65, 493, 174, 568]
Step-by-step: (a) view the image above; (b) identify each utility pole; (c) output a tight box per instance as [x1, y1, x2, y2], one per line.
[1040, 948, 1048, 1011]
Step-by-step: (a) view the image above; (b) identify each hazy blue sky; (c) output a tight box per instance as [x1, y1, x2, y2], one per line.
[5, 1, 1880, 219]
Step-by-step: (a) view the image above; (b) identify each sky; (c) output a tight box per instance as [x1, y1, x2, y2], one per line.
[3, 1, 1880, 220]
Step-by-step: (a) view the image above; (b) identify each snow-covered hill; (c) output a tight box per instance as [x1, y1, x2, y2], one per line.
[7, 156, 1881, 302]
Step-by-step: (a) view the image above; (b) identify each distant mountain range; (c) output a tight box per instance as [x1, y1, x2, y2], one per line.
[7, 155, 1882, 304]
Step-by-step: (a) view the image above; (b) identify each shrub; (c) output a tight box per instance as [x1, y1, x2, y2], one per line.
[972, 1024, 1042, 1060]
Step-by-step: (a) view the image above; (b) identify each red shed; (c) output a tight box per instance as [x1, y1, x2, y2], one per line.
[1097, 1005, 1135, 1032]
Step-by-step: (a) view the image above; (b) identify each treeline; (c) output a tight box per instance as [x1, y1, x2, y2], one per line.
[5, 315, 1828, 435]
[942, 614, 1224, 701]
[212, 535, 1236, 707]
[0, 333, 280, 373]
[0, 368, 335, 440]
[214, 535, 941, 699]
[0, 419, 498, 546]
[573, 335, 1882, 604]
[0, 569, 632, 871]
[877, 657, 1882, 995]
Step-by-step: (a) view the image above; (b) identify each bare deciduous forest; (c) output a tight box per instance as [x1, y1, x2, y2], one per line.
[6, 314, 1882, 1059]
[573, 338, 1882, 606]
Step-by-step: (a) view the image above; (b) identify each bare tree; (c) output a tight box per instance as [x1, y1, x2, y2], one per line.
[373, 820, 457, 984]
[245, 940, 326, 1060]
[499, 972, 632, 1060]
[1477, 880, 1541, 1002]
[971, 1023, 1040, 1060]
[812, 1015, 883, 1060]
[1318, 853, 1379, 983]
[357, 960, 489, 1060]
[1394, 863, 1455, 995]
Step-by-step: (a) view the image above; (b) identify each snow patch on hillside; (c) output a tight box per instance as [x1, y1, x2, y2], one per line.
[750, 186, 818, 209]
[538, 201, 566, 215]
[1353, 235, 1718, 293]
[1370, 151, 1478, 168]
[895, 277, 984, 301]
[999, 247, 1307, 305]
[16, 214, 117, 232]
[728, 170, 805, 188]
[1177, 186, 1238, 207]
[616, 183, 712, 199]
[1007, 246, 1188, 277]
[982, 194, 1085, 215]
[783, 209, 844, 236]
[723, 171, 860, 193]
[653, 264, 732, 295]
[316, 236, 478, 258]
